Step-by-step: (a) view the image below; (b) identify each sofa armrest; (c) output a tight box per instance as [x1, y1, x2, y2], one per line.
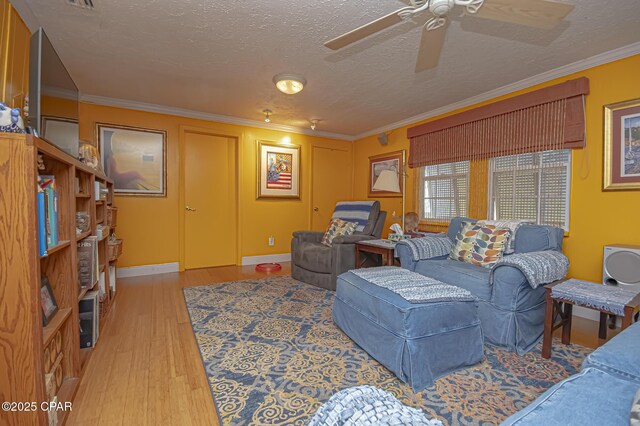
[292, 230, 324, 244]
[331, 235, 376, 245]
[396, 243, 417, 271]
[491, 264, 545, 310]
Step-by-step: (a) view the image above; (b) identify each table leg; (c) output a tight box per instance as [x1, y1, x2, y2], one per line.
[542, 288, 554, 359]
[561, 303, 572, 345]
[622, 306, 634, 330]
[355, 247, 361, 269]
[599, 312, 608, 339]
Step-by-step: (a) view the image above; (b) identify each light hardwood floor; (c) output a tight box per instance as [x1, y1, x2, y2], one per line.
[68, 263, 619, 425]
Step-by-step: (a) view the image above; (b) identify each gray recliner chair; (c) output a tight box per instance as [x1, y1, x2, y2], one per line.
[291, 201, 387, 291]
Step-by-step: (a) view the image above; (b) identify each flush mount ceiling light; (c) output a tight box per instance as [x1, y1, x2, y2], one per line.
[263, 109, 272, 123]
[273, 73, 307, 95]
[310, 119, 319, 130]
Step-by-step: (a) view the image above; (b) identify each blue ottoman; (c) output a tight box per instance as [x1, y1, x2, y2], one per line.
[333, 268, 484, 391]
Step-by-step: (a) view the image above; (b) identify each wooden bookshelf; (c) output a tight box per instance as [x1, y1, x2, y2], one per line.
[0, 133, 119, 425]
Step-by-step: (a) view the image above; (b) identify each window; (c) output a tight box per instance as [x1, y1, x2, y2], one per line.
[488, 150, 571, 230]
[420, 161, 470, 221]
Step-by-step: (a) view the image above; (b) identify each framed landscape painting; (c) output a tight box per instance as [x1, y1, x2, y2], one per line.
[257, 141, 300, 199]
[368, 150, 404, 197]
[604, 98, 640, 190]
[98, 123, 167, 196]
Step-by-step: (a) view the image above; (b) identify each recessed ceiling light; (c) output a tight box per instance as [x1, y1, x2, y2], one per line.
[273, 73, 306, 95]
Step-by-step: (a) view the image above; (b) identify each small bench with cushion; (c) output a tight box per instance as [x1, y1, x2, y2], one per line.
[333, 267, 484, 392]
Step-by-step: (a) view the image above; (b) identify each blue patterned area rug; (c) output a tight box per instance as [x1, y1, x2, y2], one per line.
[183, 276, 592, 426]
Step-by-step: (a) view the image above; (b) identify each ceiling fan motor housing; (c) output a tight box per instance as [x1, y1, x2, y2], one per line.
[429, 0, 455, 16]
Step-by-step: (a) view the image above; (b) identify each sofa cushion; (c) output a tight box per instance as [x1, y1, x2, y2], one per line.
[501, 367, 638, 426]
[292, 241, 333, 273]
[450, 221, 511, 268]
[514, 225, 563, 253]
[321, 218, 357, 247]
[415, 259, 492, 301]
[582, 320, 640, 385]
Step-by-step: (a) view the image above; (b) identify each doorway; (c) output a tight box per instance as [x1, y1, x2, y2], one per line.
[182, 129, 238, 269]
[311, 146, 353, 230]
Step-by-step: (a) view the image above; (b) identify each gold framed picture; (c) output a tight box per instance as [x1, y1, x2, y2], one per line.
[257, 140, 300, 199]
[97, 123, 167, 197]
[604, 98, 640, 190]
[368, 151, 404, 198]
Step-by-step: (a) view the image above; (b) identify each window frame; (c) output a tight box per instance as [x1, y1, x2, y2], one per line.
[487, 150, 572, 231]
[418, 160, 471, 223]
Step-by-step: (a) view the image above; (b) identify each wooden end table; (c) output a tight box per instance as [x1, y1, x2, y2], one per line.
[355, 239, 398, 268]
[542, 280, 640, 359]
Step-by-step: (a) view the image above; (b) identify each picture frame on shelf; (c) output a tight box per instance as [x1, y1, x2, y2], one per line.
[604, 98, 640, 190]
[40, 276, 58, 326]
[368, 150, 403, 198]
[257, 140, 300, 199]
[97, 123, 167, 197]
[41, 116, 79, 158]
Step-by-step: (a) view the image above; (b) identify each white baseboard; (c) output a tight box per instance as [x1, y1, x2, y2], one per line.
[116, 262, 180, 278]
[241, 253, 291, 266]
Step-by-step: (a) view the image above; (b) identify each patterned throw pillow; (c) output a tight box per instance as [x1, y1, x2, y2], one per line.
[449, 221, 512, 268]
[477, 219, 534, 254]
[321, 218, 357, 247]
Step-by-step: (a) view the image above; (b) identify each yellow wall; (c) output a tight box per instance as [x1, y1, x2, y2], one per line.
[78, 103, 353, 268]
[354, 55, 640, 283]
[0, 0, 29, 110]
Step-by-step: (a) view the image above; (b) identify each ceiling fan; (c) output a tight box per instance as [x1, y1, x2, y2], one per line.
[324, 0, 575, 72]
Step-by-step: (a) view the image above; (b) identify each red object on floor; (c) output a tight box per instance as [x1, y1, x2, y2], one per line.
[255, 263, 282, 273]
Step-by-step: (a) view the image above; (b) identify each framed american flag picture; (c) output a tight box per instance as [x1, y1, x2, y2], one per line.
[257, 141, 300, 199]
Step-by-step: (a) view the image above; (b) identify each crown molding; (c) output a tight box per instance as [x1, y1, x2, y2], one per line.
[353, 41, 640, 141]
[79, 94, 355, 141]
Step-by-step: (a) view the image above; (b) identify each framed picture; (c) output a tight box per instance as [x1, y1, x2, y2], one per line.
[257, 141, 300, 199]
[368, 150, 404, 198]
[98, 123, 167, 196]
[604, 98, 640, 190]
[40, 277, 58, 326]
[41, 116, 79, 157]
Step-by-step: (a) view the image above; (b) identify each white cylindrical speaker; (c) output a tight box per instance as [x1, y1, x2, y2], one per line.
[603, 244, 640, 293]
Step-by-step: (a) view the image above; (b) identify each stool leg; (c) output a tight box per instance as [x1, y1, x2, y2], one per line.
[561, 303, 572, 345]
[622, 306, 633, 330]
[599, 312, 608, 340]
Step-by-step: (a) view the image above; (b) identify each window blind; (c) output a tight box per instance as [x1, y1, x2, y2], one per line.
[421, 161, 470, 221]
[489, 150, 571, 230]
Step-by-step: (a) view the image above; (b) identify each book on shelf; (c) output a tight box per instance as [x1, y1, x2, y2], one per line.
[79, 291, 99, 348]
[38, 175, 59, 249]
[37, 186, 47, 256]
[77, 236, 99, 290]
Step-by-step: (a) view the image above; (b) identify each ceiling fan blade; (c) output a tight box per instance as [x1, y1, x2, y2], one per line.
[324, 7, 414, 50]
[474, 0, 574, 30]
[415, 21, 448, 72]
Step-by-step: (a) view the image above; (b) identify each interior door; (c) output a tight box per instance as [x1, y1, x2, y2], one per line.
[184, 132, 237, 269]
[311, 146, 353, 230]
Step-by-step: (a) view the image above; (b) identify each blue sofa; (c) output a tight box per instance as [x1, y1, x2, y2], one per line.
[502, 320, 640, 425]
[396, 217, 565, 354]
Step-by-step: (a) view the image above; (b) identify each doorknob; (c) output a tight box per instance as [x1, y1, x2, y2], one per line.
[186, 206, 196, 212]
[313, 207, 319, 212]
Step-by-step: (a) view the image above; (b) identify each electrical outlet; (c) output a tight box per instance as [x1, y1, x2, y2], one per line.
[268, 236, 275, 246]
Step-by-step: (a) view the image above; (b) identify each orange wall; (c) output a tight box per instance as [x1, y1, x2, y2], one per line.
[0, 0, 29, 110]
[354, 54, 640, 283]
[78, 103, 353, 268]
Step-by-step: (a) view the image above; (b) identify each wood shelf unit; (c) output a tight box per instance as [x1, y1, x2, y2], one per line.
[0, 134, 118, 425]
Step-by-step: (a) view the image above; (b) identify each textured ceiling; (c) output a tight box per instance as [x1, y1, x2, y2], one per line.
[22, 0, 640, 136]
